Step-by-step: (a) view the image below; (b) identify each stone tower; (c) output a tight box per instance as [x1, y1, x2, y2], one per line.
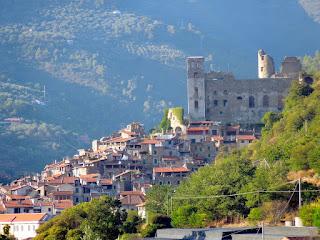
[187, 56, 206, 120]
[258, 49, 275, 78]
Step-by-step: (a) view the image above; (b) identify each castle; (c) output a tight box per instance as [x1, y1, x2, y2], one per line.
[187, 50, 302, 124]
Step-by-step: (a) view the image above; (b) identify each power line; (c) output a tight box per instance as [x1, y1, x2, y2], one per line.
[172, 189, 320, 200]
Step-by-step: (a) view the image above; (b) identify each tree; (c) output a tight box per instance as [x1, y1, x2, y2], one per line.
[35, 196, 127, 240]
[145, 185, 174, 215]
[121, 211, 142, 234]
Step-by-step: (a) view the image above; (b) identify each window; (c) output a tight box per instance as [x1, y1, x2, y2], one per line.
[214, 100, 218, 107]
[261, 56, 265, 61]
[153, 159, 158, 165]
[220, 111, 223, 115]
[153, 150, 157, 155]
[167, 181, 171, 185]
[48, 208, 51, 212]
[213, 91, 217, 95]
[249, 96, 255, 108]
[194, 100, 199, 109]
[223, 90, 228, 95]
[28, 225, 30, 231]
[21, 225, 23, 231]
[194, 72, 198, 78]
[263, 95, 269, 107]
[223, 99, 228, 107]
[33, 225, 36, 231]
[237, 96, 243, 100]
[261, 67, 264, 72]
[194, 87, 199, 98]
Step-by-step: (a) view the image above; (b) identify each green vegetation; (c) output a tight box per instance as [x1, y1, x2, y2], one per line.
[145, 185, 174, 215]
[171, 107, 184, 124]
[299, 199, 320, 228]
[35, 196, 134, 240]
[158, 108, 171, 132]
[140, 214, 172, 238]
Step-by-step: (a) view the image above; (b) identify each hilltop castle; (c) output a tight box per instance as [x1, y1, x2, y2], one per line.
[187, 50, 302, 124]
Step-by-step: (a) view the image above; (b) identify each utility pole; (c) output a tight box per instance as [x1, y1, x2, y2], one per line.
[298, 178, 302, 209]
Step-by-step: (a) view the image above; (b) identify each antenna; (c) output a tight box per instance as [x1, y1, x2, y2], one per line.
[43, 85, 46, 102]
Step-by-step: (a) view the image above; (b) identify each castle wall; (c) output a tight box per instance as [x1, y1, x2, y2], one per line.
[204, 77, 293, 124]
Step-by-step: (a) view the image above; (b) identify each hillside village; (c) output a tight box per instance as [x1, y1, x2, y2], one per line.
[0, 50, 319, 239]
[0, 106, 261, 238]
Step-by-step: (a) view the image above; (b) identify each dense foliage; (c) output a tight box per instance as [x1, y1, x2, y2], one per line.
[35, 196, 131, 240]
[299, 198, 320, 228]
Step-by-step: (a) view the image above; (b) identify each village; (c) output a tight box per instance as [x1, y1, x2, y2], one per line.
[0, 107, 258, 239]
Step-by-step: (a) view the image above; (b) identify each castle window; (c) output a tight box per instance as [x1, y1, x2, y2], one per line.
[194, 72, 198, 78]
[261, 56, 265, 61]
[249, 96, 255, 108]
[223, 90, 228, 95]
[237, 96, 243, 100]
[223, 100, 228, 107]
[213, 91, 217, 95]
[220, 111, 223, 115]
[261, 67, 264, 72]
[214, 100, 218, 107]
[194, 100, 199, 109]
[263, 95, 269, 107]
[194, 87, 199, 98]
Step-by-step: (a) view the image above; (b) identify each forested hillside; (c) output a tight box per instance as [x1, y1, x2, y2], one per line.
[0, 74, 82, 182]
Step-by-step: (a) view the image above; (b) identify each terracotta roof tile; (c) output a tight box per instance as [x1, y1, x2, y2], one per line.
[100, 179, 112, 185]
[51, 191, 73, 196]
[187, 127, 209, 132]
[153, 167, 190, 173]
[54, 200, 73, 209]
[0, 213, 48, 222]
[140, 139, 162, 145]
[237, 135, 256, 141]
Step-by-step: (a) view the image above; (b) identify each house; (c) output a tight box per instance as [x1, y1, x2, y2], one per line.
[0, 199, 34, 214]
[153, 167, 191, 185]
[10, 185, 34, 196]
[236, 135, 256, 148]
[119, 191, 145, 211]
[53, 200, 73, 215]
[0, 213, 49, 240]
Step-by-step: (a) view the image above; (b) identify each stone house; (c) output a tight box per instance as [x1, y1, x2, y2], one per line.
[153, 167, 191, 186]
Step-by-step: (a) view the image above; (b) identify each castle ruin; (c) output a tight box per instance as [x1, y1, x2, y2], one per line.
[187, 50, 302, 124]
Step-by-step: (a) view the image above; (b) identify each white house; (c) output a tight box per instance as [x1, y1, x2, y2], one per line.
[0, 213, 49, 239]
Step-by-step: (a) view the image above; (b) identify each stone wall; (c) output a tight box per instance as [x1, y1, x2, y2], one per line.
[204, 77, 293, 124]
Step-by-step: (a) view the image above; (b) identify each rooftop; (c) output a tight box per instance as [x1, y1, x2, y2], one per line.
[0, 213, 48, 222]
